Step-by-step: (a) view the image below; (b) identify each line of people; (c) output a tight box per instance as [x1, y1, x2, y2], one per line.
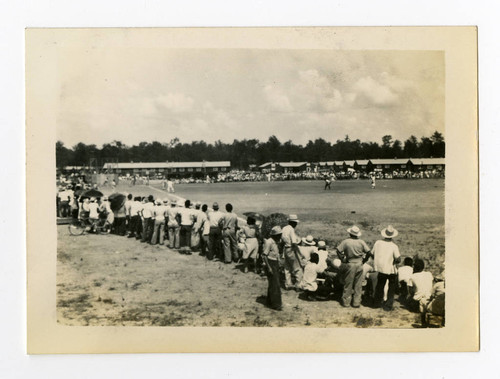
[74, 193, 445, 327]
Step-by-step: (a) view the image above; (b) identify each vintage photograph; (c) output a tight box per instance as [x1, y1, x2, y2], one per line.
[26, 27, 478, 353]
[54, 47, 445, 328]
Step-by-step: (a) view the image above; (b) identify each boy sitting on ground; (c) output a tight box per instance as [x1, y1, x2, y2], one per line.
[398, 257, 414, 305]
[298, 252, 323, 301]
[408, 258, 434, 315]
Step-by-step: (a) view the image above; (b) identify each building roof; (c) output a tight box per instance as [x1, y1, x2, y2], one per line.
[343, 160, 355, 166]
[355, 160, 370, 165]
[370, 159, 410, 165]
[279, 162, 308, 168]
[103, 161, 231, 169]
[409, 158, 445, 166]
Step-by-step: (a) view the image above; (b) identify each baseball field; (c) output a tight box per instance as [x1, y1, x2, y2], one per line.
[57, 179, 444, 328]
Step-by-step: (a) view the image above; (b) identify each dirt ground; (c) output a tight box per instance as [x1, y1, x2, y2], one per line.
[57, 179, 443, 328]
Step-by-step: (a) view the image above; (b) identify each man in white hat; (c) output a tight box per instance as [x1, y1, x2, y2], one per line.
[372, 225, 401, 311]
[335, 225, 371, 307]
[281, 214, 303, 290]
[298, 235, 317, 266]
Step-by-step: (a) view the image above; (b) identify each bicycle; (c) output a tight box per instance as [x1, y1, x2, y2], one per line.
[68, 217, 112, 236]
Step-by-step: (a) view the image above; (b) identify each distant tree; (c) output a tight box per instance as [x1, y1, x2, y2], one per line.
[404, 135, 419, 158]
[55, 141, 73, 168]
[430, 131, 445, 157]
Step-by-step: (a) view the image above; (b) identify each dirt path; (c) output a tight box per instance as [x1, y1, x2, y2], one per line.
[57, 226, 421, 328]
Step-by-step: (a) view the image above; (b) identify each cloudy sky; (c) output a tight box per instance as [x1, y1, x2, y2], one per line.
[57, 48, 444, 147]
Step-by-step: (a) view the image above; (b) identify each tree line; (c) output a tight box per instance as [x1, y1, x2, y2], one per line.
[56, 132, 445, 170]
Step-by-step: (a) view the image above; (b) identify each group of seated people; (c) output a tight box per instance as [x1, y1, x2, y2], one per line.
[259, 219, 445, 327]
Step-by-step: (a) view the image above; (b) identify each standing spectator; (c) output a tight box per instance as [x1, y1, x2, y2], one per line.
[335, 226, 371, 307]
[140, 195, 155, 243]
[178, 200, 196, 254]
[239, 216, 260, 273]
[281, 214, 303, 290]
[191, 202, 203, 251]
[262, 226, 283, 311]
[298, 235, 317, 266]
[151, 199, 168, 245]
[220, 203, 239, 263]
[124, 194, 133, 235]
[372, 225, 401, 311]
[113, 199, 127, 236]
[166, 200, 180, 249]
[207, 202, 224, 261]
[128, 196, 142, 239]
[199, 204, 210, 257]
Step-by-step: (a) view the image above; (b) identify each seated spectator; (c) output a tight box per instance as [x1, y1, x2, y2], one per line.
[423, 272, 445, 327]
[298, 252, 323, 301]
[298, 235, 317, 266]
[316, 240, 329, 273]
[398, 257, 414, 305]
[408, 258, 434, 313]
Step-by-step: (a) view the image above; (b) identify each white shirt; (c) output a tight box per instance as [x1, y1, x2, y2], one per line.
[300, 262, 322, 291]
[141, 202, 154, 218]
[166, 206, 179, 226]
[88, 203, 99, 219]
[317, 249, 328, 273]
[409, 271, 434, 301]
[398, 266, 413, 283]
[130, 201, 142, 217]
[372, 240, 401, 274]
[154, 205, 168, 219]
[298, 245, 317, 262]
[178, 207, 196, 226]
[208, 210, 224, 227]
[281, 225, 300, 247]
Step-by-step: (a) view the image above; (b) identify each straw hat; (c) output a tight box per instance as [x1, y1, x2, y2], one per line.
[270, 226, 282, 236]
[302, 235, 316, 246]
[163, 198, 169, 204]
[381, 225, 398, 239]
[170, 199, 177, 206]
[347, 225, 361, 237]
[155, 199, 162, 205]
[288, 214, 300, 223]
[317, 241, 327, 249]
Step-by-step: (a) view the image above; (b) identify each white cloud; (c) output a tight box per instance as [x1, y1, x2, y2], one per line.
[295, 69, 344, 112]
[155, 93, 194, 113]
[263, 85, 293, 112]
[352, 76, 399, 106]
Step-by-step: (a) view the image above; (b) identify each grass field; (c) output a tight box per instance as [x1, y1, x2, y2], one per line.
[57, 179, 444, 328]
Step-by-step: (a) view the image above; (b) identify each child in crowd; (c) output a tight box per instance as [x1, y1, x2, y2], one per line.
[398, 257, 414, 305]
[299, 252, 323, 301]
[423, 272, 445, 327]
[408, 258, 434, 314]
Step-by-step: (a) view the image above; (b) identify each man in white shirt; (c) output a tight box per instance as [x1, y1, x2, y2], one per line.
[371, 225, 401, 311]
[409, 258, 434, 313]
[178, 200, 196, 253]
[151, 199, 168, 245]
[128, 196, 142, 239]
[281, 214, 303, 290]
[140, 195, 155, 243]
[207, 202, 224, 261]
[166, 199, 180, 249]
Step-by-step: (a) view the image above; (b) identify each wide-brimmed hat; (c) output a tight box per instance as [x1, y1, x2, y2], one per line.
[170, 200, 177, 206]
[163, 198, 169, 204]
[302, 235, 316, 246]
[381, 225, 398, 239]
[102, 196, 108, 201]
[270, 225, 282, 236]
[155, 199, 162, 205]
[288, 214, 300, 223]
[212, 202, 219, 209]
[347, 225, 361, 237]
[317, 241, 327, 249]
